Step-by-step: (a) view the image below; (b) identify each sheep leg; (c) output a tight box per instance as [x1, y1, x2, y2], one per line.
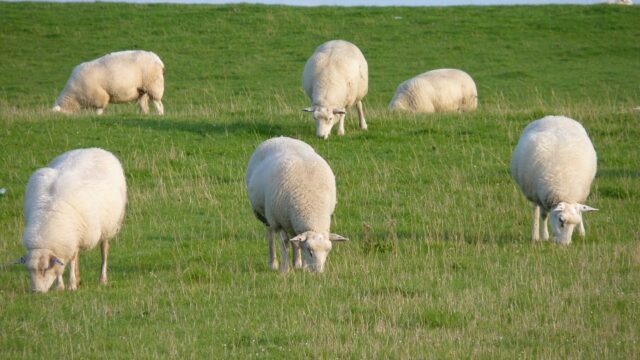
[99, 239, 109, 284]
[540, 209, 549, 241]
[577, 220, 586, 237]
[94, 89, 110, 115]
[337, 113, 346, 136]
[55, 274, 65, 290]
[148, 78, 164, 115]
[153, 100, 164, 115]
[532, 204, 540, 241]
[68, 252, 80, 290]
[292, 241, 303, 270]
[138, 93, 150, 114]
[357, 100, 368, 130]
[278, 231, 290, 273]
[74, 254, 80, 287]
[267, 227, 279, 271]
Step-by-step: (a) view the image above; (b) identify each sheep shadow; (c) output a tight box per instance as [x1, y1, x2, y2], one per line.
[117, 117, 284, 138]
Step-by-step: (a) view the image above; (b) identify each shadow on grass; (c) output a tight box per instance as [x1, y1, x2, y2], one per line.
[597, 168, 640, 179]
[117, 117, 285, 138]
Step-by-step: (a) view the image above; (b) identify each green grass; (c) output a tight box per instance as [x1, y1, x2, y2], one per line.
[1, 2, 639, 358]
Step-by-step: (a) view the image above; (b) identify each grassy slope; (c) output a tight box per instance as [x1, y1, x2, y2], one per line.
[0, 3, 639, 358]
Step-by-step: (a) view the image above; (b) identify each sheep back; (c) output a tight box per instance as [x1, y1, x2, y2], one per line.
[510, 115, 597, 210]
[389, 68, 477, 113]
[303, 40, 368, 109]
[23, 148, 127, 260]
[55, 50, 164, 110]
[246, 137, 336, 235]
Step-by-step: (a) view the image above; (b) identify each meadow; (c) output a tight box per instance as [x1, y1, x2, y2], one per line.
[0, 2, 639, 358]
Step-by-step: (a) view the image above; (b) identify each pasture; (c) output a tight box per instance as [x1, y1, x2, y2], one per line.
[0, 3, 639, 358]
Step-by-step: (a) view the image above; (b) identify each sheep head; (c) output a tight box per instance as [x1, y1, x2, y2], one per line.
[52, 94, 80, 114]
[19, 249, 65, 293]
[303, 106, 346, 140]
[290, 231, 348, 272]
[549, 202, 598, 245]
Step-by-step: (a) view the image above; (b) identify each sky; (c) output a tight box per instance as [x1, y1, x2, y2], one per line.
[3, 0, 626, 5]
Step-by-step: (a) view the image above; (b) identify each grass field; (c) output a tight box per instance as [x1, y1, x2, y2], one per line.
[1, 2, 639, 358]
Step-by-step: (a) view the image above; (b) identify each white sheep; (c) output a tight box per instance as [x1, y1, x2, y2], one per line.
[18, 148, 127, 292]
[389, 69, 477, 113]
[53, 50, 164, 115]
[609, 0, 633, 5]
[303, 40, 368, 139]
[246, 137, 348, 273]
[511, 115, 598, 245]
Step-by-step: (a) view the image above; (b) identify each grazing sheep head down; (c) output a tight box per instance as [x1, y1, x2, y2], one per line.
[290, 231, 348, 272]
[303, 107, 346, 140]
[549, 202, 598, 245]
[19, 249, 65, 293]
[52, 99, 80, 114]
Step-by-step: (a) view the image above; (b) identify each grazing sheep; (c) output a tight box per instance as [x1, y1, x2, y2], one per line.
[246, 137, 348, 273]
[389, 69, 477, 113]
[18, 148, 127, 292]
[303, 40, 368, 139]
[53, 50, 164, 115]
[511, 116, 598, 245]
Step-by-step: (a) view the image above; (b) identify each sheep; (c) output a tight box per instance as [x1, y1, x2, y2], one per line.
[302, 40, 368, 139]
[52, 50, 164, 115]
[246, 137, 348, 273]
[18, 148, 127, 292]
[389, 69, 477, 113]
[511, 115, 598, 245]
[609, 0, 633, 5]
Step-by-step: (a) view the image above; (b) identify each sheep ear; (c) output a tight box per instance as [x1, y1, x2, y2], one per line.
[578, 204, 598, 213]
[329, 234, 349, 242]
[290, 233, 307, 243]
[49, 256, 64, 268]
[14, 256, 27, 265]
[332, 108, 346, 115]
[553, 203, 566, 212]
[302, 107, 315, 113]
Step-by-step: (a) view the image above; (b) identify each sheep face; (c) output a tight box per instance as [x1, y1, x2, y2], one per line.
[52, 95, 80, 114]
[290, 231, 348, 272]
[21, 250, 65, 293]
[52, 104, 73, 114]
[303, 107, 346, 140]
[549, 202, 598, 245]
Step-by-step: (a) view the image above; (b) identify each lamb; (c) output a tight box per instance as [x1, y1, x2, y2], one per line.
[18, 148, 127, 292]
[388, 69, 477, 113]
[246, 137, 348, 273]
[511, 115, 598, 245]
[52, 50, 164, 115]
[302, 40, 368, 139]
